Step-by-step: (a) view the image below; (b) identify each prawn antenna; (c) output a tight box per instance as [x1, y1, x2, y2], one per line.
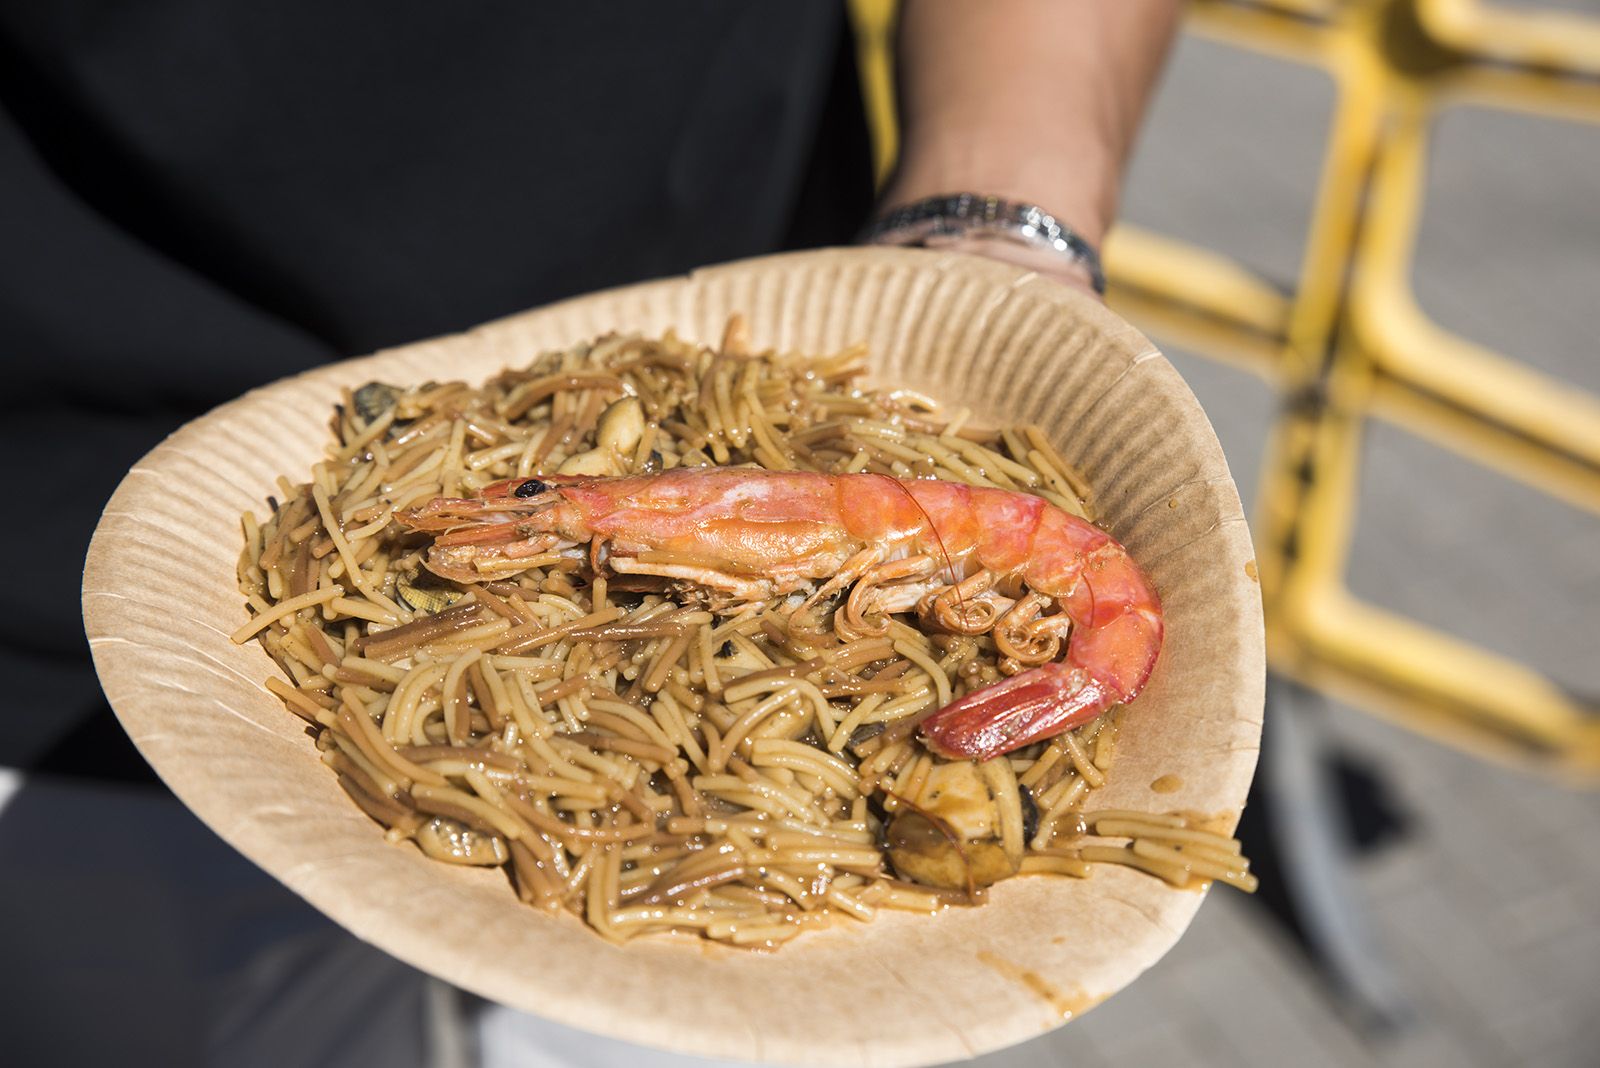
[1077, 573, 1097, 632]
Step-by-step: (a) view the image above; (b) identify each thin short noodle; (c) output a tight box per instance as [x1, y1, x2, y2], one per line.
[233, 324, 1249, 950]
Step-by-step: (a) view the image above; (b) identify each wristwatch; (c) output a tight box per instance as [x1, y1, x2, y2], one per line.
[862, 193, 1106, 295]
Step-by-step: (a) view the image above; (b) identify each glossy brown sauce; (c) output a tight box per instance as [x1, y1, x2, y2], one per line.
[976, 951, 1094, 1021]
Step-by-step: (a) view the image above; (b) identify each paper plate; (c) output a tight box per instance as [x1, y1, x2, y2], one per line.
[83, 248, 1263, 1066]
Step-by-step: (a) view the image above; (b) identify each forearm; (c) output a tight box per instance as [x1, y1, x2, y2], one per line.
[885, 0, 1183, 247]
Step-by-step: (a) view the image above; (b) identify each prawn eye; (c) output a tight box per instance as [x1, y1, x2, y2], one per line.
[514, 479, 550, 498]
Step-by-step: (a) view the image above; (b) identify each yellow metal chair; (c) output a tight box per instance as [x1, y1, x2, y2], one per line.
[850, 0, 1600, 778]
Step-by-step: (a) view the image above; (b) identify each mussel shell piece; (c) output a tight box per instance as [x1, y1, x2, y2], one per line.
[353, 381, 402, 424]
[397, 569, 467, 615]
[885, 809, 1019, 891]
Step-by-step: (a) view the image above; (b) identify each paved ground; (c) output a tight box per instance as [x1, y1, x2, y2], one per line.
[967, 29, 1600, 1068]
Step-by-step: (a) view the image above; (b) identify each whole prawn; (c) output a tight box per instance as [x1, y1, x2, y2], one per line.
[398, 468, 1162, 760]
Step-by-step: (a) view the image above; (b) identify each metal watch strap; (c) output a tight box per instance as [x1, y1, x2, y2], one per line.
[862, 193, 1107, 294]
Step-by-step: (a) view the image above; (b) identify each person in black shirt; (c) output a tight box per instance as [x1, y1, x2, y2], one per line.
[0, 3, 1180, 1064]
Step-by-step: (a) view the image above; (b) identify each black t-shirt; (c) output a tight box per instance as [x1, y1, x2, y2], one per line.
[0, 1, 872, 769]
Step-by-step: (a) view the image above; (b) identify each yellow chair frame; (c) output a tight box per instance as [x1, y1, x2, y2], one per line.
[850, 0, 1600, 776]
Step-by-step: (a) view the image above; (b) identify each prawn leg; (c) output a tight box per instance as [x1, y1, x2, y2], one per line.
[797, 547, 886, 616]
[993, 592, 1059, 667]
[838, 554, 941, 635]
[608, 555, 770, 603]
[919, 570, 1000, 635]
